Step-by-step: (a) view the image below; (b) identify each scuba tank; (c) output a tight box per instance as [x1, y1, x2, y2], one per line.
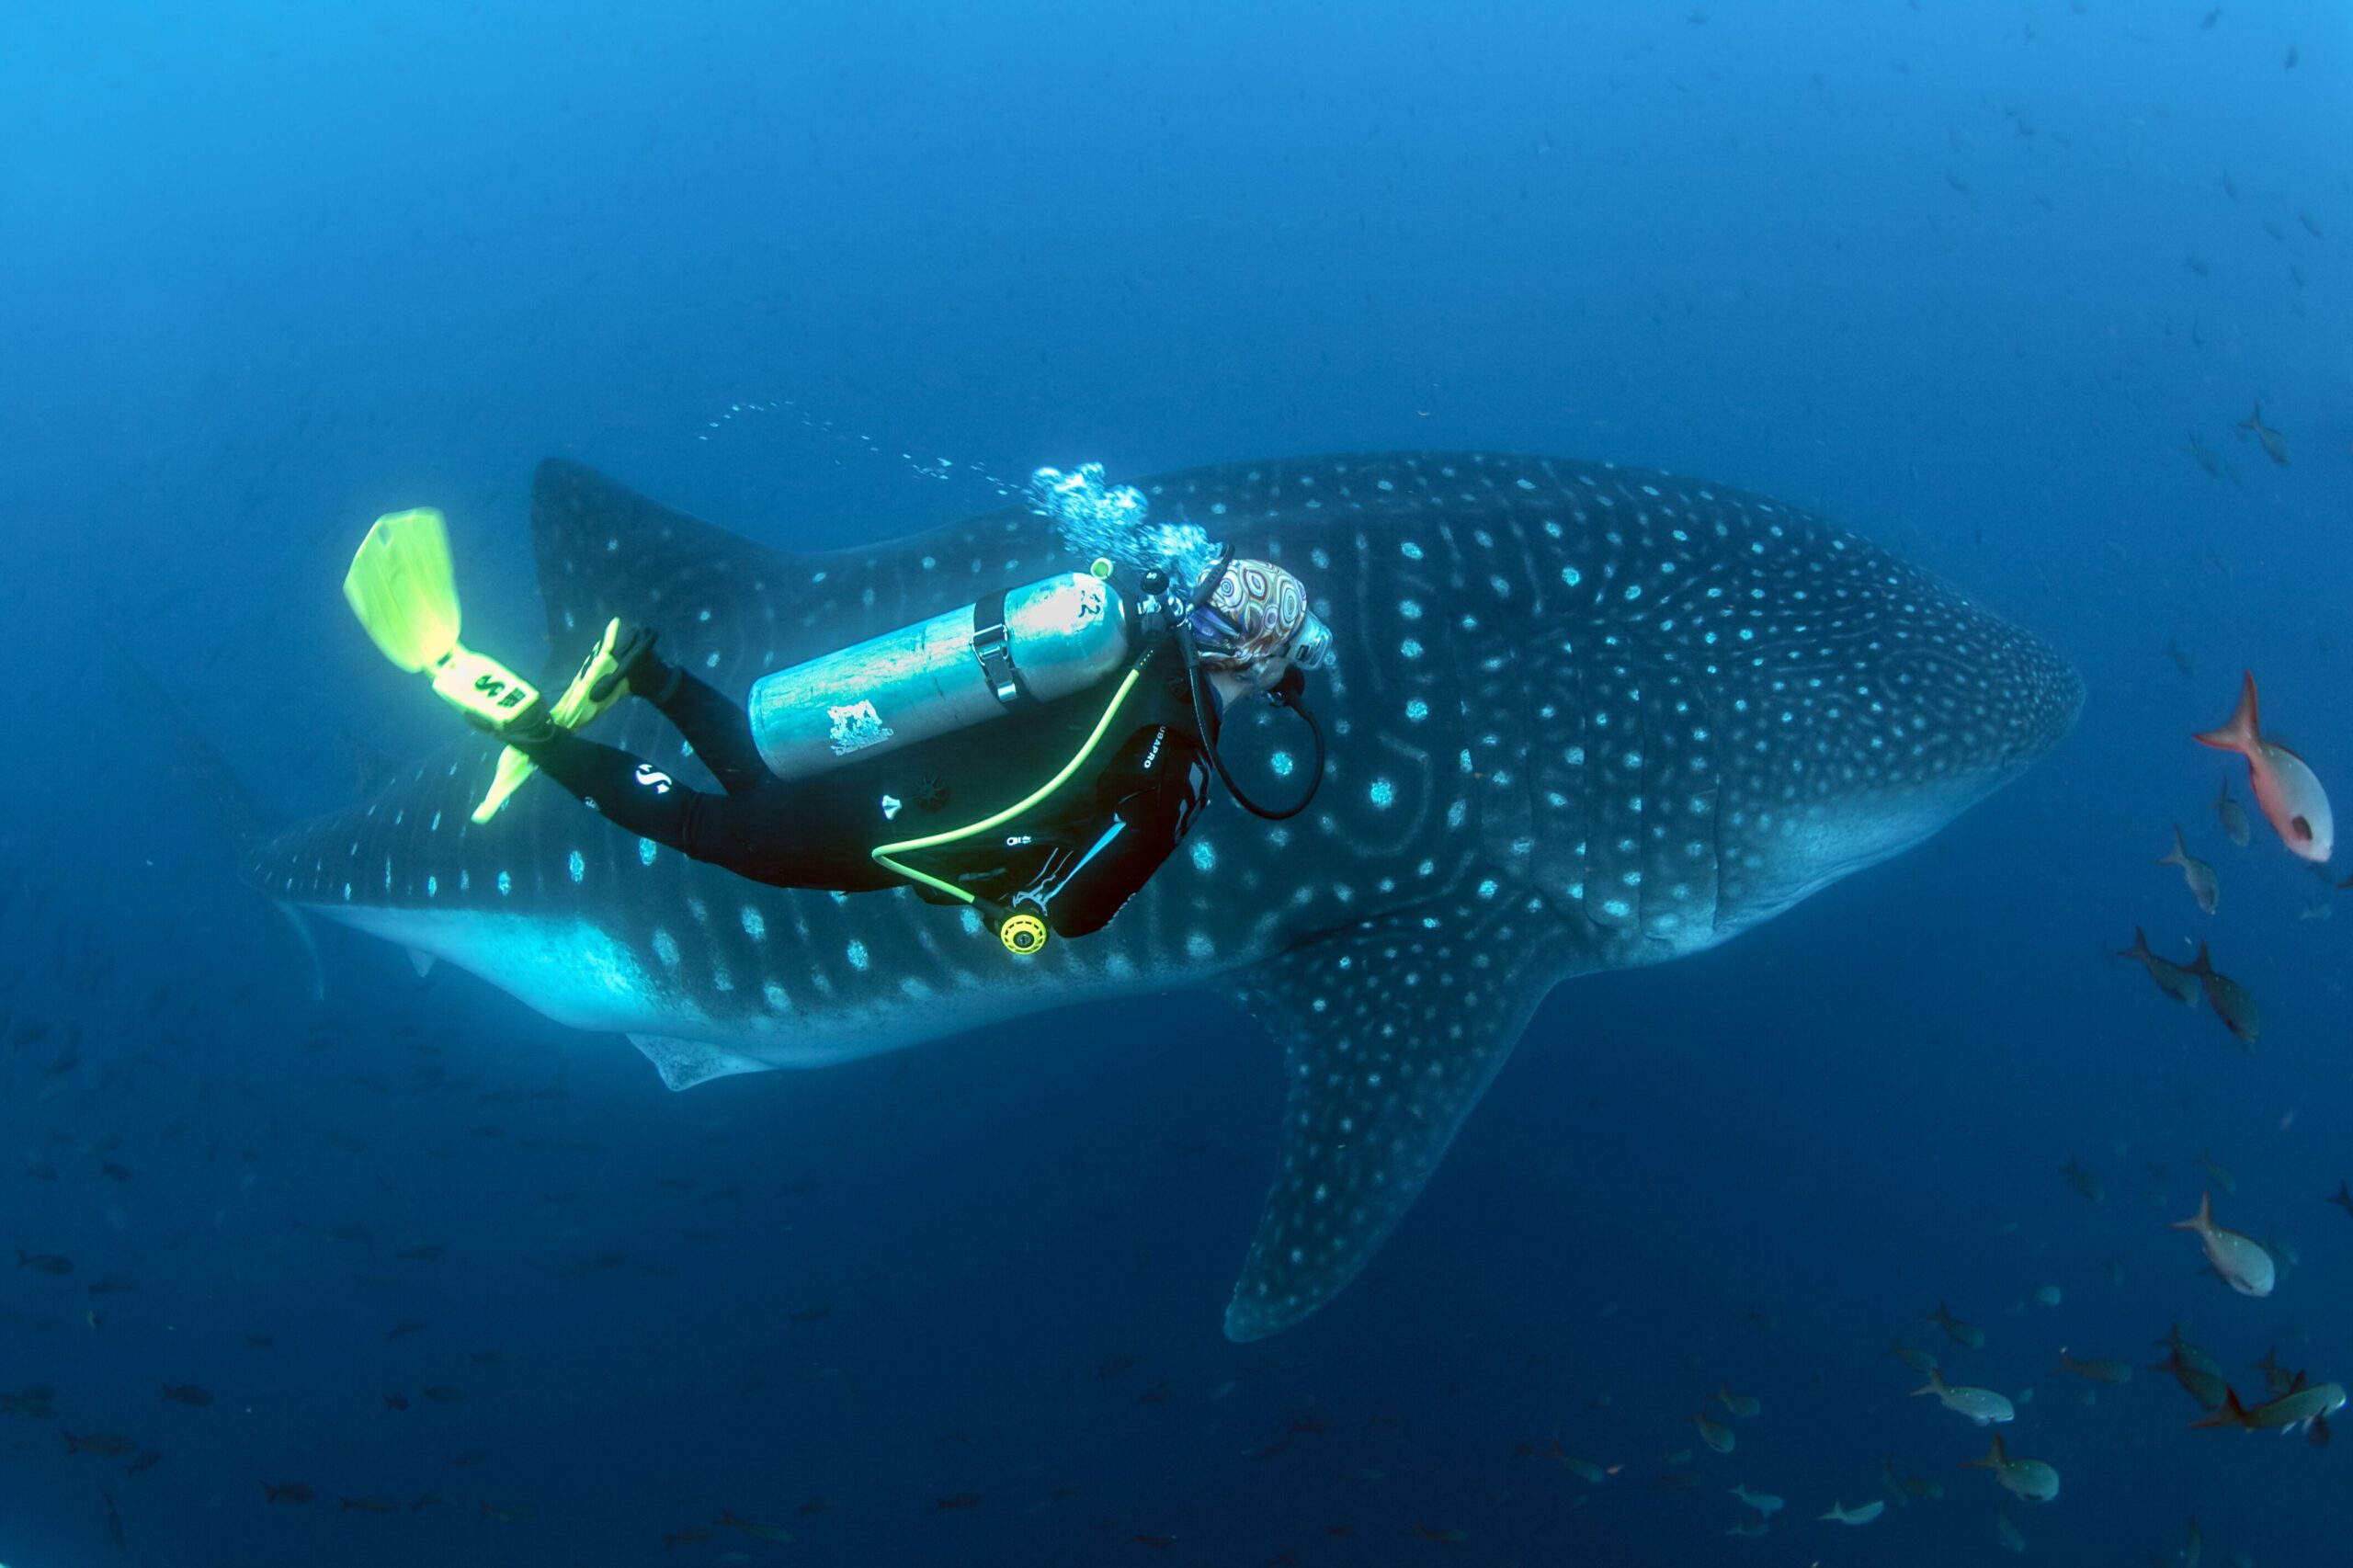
[746, 569, 1134, 781]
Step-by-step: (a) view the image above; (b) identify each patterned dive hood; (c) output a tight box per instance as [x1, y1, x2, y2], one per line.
[1188, 558, 1331, 691]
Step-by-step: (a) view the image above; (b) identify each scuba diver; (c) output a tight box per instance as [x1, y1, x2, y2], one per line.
[341, 483, 1330, 956]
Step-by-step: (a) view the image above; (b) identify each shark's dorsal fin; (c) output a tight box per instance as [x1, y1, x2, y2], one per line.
[529, 458, 814, 691]
[1222, 894, 1571, 1341]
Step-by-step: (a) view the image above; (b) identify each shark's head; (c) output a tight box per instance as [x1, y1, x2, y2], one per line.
[244, 452, 2078, 1344]
[1687, 530, 2083, 938]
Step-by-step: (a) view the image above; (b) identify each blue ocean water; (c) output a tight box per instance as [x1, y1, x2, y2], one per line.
[1, 2, 2347, 1563]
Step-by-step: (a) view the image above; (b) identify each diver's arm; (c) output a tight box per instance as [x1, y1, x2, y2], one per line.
[1030, 725, 1210, 938]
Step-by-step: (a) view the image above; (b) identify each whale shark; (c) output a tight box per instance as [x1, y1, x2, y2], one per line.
[245, 452, 2079, 1340]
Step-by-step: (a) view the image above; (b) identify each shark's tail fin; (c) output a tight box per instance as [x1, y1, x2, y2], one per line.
[102, 635, 324, 1000]
[101, 630, 279, 856]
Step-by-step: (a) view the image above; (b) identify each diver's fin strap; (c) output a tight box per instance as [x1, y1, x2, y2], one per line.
[428, 648, 540, 729]
[969, 587, 1034, 708]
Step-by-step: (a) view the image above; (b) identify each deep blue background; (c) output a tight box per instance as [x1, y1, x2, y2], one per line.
[2, 3, 2347, 1563]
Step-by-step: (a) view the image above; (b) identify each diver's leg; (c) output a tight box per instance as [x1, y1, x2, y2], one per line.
[511, 727, 709, 852]
[591, 635, 769, 798]
[515, 728, 893, 892]
[643, 670, 772, 796]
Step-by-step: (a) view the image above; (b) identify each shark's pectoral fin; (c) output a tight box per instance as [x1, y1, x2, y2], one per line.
[1223, 898, 1569, 1341]
[628, 1033, 778, 1092]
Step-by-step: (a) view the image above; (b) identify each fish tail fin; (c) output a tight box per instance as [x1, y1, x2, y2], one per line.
[2190, 1387, 2248, 1429]
[2185, 939, 2215, 978]
[2126, 926, 2154, 959]
[2192, 670, 2261, 753]
[1962, 1433, 2007, 1469]
[61, 1428, 81, 1456]
[2311, 1412, 2332, 1447]
[2171, 1191, 2216, 1233]
[2159, 824, 2188, 865]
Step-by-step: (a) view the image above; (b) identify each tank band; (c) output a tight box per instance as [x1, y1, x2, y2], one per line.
[970, 587, 1036, 708]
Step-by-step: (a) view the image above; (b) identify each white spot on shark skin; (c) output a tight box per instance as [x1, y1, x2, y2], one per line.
[1369, 779, 1395, 808]
[652, 930, 681, 968]
[847, 939, 870, 971]
[1191, 839, 1217, 871]
[568, 850, 585, 884]
[640, 838, 658, 867]
[741, 906, 767, 939]
[496, 872, 511, 896]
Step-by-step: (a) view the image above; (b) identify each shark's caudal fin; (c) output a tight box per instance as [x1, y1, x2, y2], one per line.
[104, 640, 325, 998]
[1222, 897, 1572, 1341]
[104, 634, 279, 854]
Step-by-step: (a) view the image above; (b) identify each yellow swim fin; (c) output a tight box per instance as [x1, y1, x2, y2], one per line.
[472, 617, 638, 824]
[343, 509, 541, 731]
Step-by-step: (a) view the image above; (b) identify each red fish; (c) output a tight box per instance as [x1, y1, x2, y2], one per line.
[2194, 673, 2333, 862]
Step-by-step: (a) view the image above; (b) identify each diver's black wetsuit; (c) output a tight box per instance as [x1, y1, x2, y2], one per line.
[513, 649, 1211, 939]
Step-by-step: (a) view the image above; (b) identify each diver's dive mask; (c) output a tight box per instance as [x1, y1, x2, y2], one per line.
[1185, 557, 1332, 694]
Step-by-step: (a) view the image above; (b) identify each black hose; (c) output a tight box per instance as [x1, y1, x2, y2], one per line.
[1176, 621, 1324, 822]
